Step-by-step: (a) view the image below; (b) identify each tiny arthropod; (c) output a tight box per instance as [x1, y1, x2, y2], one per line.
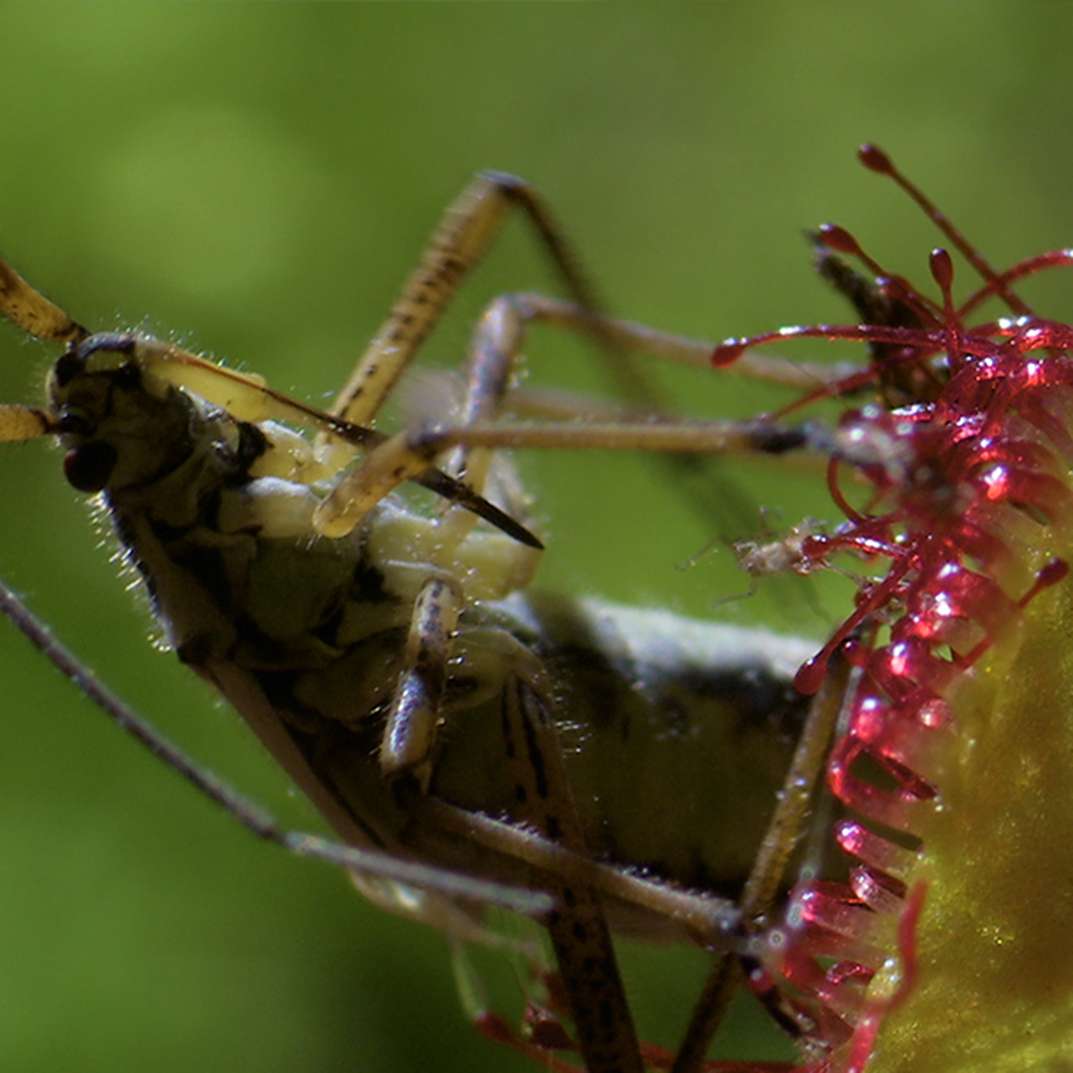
[0, 175, 846, 1073]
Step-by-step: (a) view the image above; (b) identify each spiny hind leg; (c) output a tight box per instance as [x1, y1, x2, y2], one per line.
[319, 167, 848, 482]
[467, 649, 644, 1073]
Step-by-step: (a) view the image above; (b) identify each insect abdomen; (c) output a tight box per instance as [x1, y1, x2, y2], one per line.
[432, 595, 818, 902]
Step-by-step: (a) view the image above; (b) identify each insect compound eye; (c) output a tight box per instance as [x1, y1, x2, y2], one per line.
[63, 440, 118, 492]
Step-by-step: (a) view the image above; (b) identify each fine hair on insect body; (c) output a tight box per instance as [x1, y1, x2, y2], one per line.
[5, 144, 1070, 1073]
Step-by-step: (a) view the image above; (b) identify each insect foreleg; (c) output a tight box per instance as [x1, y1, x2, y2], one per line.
[0, 256, 88, 343]
[379, 575, 464, 782]
[0, 404, 56, 441]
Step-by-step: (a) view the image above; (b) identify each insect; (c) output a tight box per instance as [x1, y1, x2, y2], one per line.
[0, 174, 850, 1073]
[8, 145, 1069, 1073]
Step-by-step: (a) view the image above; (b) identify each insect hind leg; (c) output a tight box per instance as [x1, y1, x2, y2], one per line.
[488, 653, 644, 1073]
[670, 649, 852, 1073]
[324, 171, 606, 434]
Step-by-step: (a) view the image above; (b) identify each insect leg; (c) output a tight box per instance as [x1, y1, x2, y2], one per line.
[0, 404, 56, 441]
[415, 793, 740, 947]
[0, 256, 88, 343]
[322, 170, 845, 469]
[473, 292, 851, 395]
[325, 172, 609, 431]
[378, 575, 463, 782]
[315, 412, 820, 537]
[0, 576, 551, 919]
[670, 649, 852, 1073]
[315, 279, 852, 538]
[433, 290, 854, 557]
[434, 289, 835, 537]
[496, 660, 643, 1073]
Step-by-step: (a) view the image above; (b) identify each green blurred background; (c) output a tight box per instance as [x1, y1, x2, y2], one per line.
[0, 5, 1069, 1072]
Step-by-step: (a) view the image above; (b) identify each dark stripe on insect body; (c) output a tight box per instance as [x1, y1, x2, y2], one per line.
[232, 421, 270, 475]
[498, 688, 516, 761]
[518, 680, 550, 801]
